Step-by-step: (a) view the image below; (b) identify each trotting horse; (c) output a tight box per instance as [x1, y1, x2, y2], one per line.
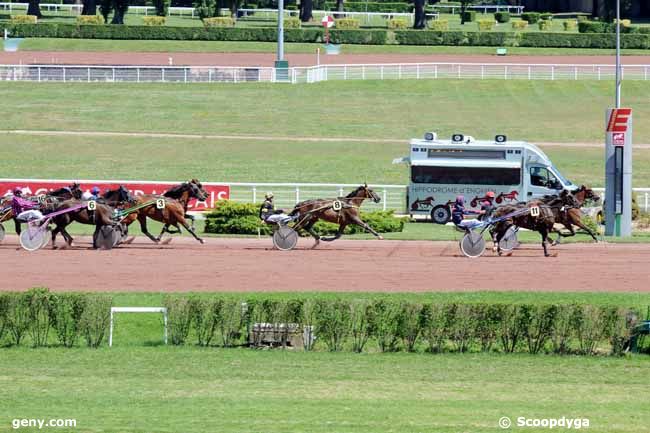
[492, 200, 558, 257]
[46, 199, 116, 249]
[289, 184, 383, 249]
[162, 179, 207, 232]
[544, 185, 600, 244]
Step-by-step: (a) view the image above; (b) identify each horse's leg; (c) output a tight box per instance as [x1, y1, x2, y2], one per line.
[571, 219, 599, 242]
[13, 218, 21, 235]
[319, 224, 346, 242]
[60, 226, 74, 248]
[349, 215, 384, 240]
[185, 213, 195, 231]
[50, 224, 60, 249]
[179, 219, 203, 244]
[138, 214, 160, 244]
[540, 227, 551, 257]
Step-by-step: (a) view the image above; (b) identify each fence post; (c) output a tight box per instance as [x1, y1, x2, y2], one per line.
[295, 187, 300, 203]
[208, 69, 212, 83]
[574, 66, 578, 80]
[63, 67, 66, 82]
[184, 67, 188, 83]
[339, 187, 344, 197]
[87, 67, 90, 82]
[458, 65, 461, 79]
[38, 67, 41, 82]
[416, 64, 420, 79]
[362, 65, 365, 80]
[646, 192, 649, 213]
[162, 68, 165, 83]
[434, 64, 438, 79]
[381, 65, 384, 80]
[598, 66, 601, 81]
[252, 187, 257, 203]
[344, 65, 347, 80]
[645, 66, 648, 81]
[504, 65, 507, 80]
[528, 65, 531, 80]
[112, 68, 115, 82]
[383, 189, 387, 211]
[398, 64, 402, 79]
[137, 68, 140, 83]
[551, 65, 555, 81]
[481, 65, 484, 79]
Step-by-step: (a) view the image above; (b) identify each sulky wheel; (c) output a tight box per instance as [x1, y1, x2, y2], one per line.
[20, 224, 47, 252]
[0, 223, 5, 243]
[95, 225, 116, 250]
[431, 205, 451, 225]
[499, 226, 519, 252]
[272, 226, 299, 251]
[460, 231, 486, 258]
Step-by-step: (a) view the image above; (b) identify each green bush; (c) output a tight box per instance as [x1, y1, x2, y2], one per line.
[540, 12, 553, 21]
[494, 12, 510, 23]
[164, 295, 192, 345]
[315, 299, 350, 352]
[50, 292, 86, 348]
[76, 15, 104, 25]
[521, 12, 540, 24]
[0, 293, 9, 344]
[203, 17, 235, 27]
[284, 17, 301, 28]
[387, 18, 408, 29]
[428, 19, 448, 31]
[511, 20, 527, 30]
[189, 296, 220, 347]
[368, 299, 401, 352]
[25, 288, 52, 348]
[6, 292, 30, 346]
[538, 19, 552, 31]
[143, 16, 166, 26]
[349, 300, 372, 353]
[11, 15, 37, 24]
[477, 19, 495, 32]
[80, 294, 112, 348]
[461, 10, 476, 23]
[563, 20, 577, 31]
[335, 18, 360, 29]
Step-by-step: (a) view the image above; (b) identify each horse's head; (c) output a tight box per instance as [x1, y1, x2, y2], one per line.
[574, 185, 600, 204]
[189, 181, 209, 201]
[69, 183, 83, 200]
[348, 184, 380, 203]
[117, 185, 134, 203]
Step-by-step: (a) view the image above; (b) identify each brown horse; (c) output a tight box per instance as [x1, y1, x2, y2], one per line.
[289, 184, 383, 249]
[127, 181, 208, 244]
[546, 185, 601, 244]
[46, 199, 116, 249]
[162, 179, 207, 232]
[492, 200, 558, 257]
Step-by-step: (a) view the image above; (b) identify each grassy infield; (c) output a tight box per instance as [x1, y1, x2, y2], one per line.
[2, 51, 650, 432]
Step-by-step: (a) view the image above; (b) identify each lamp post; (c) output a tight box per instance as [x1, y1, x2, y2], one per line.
[615, 0, 621, 109]
[275, 0, 289, 80]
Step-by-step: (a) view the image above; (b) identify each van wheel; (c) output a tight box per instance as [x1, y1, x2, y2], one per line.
[431, 205, 451, 225]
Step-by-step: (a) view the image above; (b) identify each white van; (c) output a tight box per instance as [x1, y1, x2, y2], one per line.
[393, 132, 575, 223]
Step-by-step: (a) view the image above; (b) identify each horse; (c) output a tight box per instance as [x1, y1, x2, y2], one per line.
[101, 185, 135, 206]
[289, 184, 383, 249]
[127, 182, 208, 244]
[162, 179, 207, 231]
[45, 199, 117, 249]
[545, 185, 600, 244]
[492, 200, 558, 257]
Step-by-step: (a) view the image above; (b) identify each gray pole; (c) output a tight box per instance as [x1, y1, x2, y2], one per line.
[277, 0, 284, 62]
[615, 0, 621, 108]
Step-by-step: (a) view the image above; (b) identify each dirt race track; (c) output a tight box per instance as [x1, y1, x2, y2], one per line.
[0, 235, 648, 292]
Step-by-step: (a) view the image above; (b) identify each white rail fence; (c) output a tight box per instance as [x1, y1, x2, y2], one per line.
[2, 63, 649, 84]
[1, 2, 199, 16]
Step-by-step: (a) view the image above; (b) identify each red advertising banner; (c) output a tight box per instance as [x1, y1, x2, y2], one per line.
[0, 179, 230, 211]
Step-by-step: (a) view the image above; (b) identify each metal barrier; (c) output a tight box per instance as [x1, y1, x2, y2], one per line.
[432, 4, 524, 14]
[2, 63, 649, 84]
[593, 188, 650, 213]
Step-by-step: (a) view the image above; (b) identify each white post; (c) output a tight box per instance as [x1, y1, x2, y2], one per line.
[416, 64, 420, 79]
[381, 65, 384, 80]
[137, 68, 140, 83]
[339, 187, 344, 197]
[457, 65, 461, 79]
[209, 69, 212, 83]
[434, 64, 438, 79]
[162, 68, 165, 82]
[344, 65, 347, 80]
[574, 66, 578, 80]
[598, 66, 601, 81]
[383, 189, 387, 211]
[504, 65, 507, 80]
[38, 66, 41, 82]
[646, 192, 649, 212]
[398, 64, 402, 79]
[551, 65, 555, 81]
[252, 186, 257, 203]
[87, 67, 90, 82]
[62, 67, 66, 82]
[362, 65, 365, 80]
[295, 187, 300, 203]
[112, 68, 115, 82]
[481, 65, 484, 79]
[109, 310, 114, 347]
[528, 65, 531, 80]
[184, 67, 188, 83]
[163, 310, 168, 345]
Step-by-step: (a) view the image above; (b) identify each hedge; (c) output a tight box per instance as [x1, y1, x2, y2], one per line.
[387, 18, 408, 30]
[77, 15, 104, 25]
[142, 16, 165, 26]
[335, 18, 360, 29]
[494, 12, 510, 23]
[203, 200, 404, 236]
[512, 20, 527, 30]
[7, 24, 650, 49]
[324, 2, 411, 12]
[428, 19, 449, 31]
[461, 10, 476, 23]
[521, 12, 540, 24]
[203, 17, 235, 27]
[11, 14, 37, 24]
[538, 19, 552, 31]
[3, 290, 641, 355]
[477, 19, 495, 32]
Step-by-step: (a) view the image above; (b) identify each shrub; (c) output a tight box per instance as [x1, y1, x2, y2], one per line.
[80, 295, 112, 348]
[163, 295, 192, 345]
[50, 292, 86, 348]
[26, 288, 53, 348]
[477, 19, 495, 32]
[551, 304, 580, 354]
[368, 299, 401, 352]
[76, 15, 104, 25]
[563, 20, 577, 31]
[396, 302, 423, 352]
[315, 299, 351, 352]
[428, 19, 448, 31]
[190, 296, 220, 347]
[498, 304, 528, 353]
[524, 304, 558, 354]
[335, 18, 360, 29]
[511, 20, 527, 30]
[324, 2, 411, 13]
[540, 12, 553, 21]
[11, 15, 37, 24]
[420, 302, 448, 353]
[204, 200, 270, 235]
[474, 303, 501, 352]
[349, 300, 372, 353]
[0, 293, 9, 344]
[494, 12, 510, 23]
[603, 307, 636, 356]
[284, 17, 301, 28]
[218, 298, 244, 347]
[575, 305, 607, 355]
[521, 12, 540, 24]
[538, 19, 552, 31]
[447, 303, 477, 353]
[614, 18, 631, 27]
[461, 10, 476, 23]
[387, 18, 408, 29]
[143, 16, 166, 26]
[203, 17, 235, 27]
[7, 292, 30, 346]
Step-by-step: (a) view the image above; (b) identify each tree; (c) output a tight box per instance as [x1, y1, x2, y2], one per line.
[459, 0, 475, 25]
[413, 0, 426, 29]
[227, 0, 243, 18]
[299, 0, 313, 22]
[598, 0, 632, 22]
[99, 0, 112, 23]
[194, 0, 216, 18]
[335, 0, 343, 12]
[111, 0, 129, 24]
[82, 0, 97, 16]
[26, 0, 42, 18]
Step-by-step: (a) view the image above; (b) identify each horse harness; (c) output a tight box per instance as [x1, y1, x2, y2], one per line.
[293, 198, 360, 228]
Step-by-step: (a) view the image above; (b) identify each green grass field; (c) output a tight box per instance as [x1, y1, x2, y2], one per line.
[7, 38, 650, 55]
[2, 348, 648, 433]
[1, 80, 650, 187]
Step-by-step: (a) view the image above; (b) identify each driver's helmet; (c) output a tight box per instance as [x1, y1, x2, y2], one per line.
[13, 187, 23, 196]
[265, 192, 274, 200]
[455, 195, 465, 205]
[91, 186, 100, 195]
[486, 191, 495, 199]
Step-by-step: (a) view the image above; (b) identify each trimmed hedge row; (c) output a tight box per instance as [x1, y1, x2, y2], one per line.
[203, 200, 404, 236]
[324, 2, 411, 12]
[7, 23, 650, 49]
[162, 294, 643, 355]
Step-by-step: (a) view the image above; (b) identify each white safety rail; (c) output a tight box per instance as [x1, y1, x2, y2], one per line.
[238, 8, 426, 25]
[293, 63, 650, 83]
[593, 188, 650, 213]
[0, 2, 201, 16]
[226, 183, 406, 212]
[0, 64, 283, 83]
[3, 63, 650, 84]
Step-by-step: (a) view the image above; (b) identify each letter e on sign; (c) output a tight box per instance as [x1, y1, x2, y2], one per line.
[607, 108, 632, 133]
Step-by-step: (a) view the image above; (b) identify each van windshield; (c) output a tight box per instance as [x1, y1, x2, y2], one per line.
[411, 166, 521, 185]
[551, 167, 572, 187]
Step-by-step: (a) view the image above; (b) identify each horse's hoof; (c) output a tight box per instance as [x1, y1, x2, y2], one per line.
[161, 238, 172, 245]
[125, 236, 135, 244]
[378, 236, 384, 240]
[199, 239, 205, 244]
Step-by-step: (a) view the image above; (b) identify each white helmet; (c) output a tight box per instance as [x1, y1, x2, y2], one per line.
[265, 192, 274, 199]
